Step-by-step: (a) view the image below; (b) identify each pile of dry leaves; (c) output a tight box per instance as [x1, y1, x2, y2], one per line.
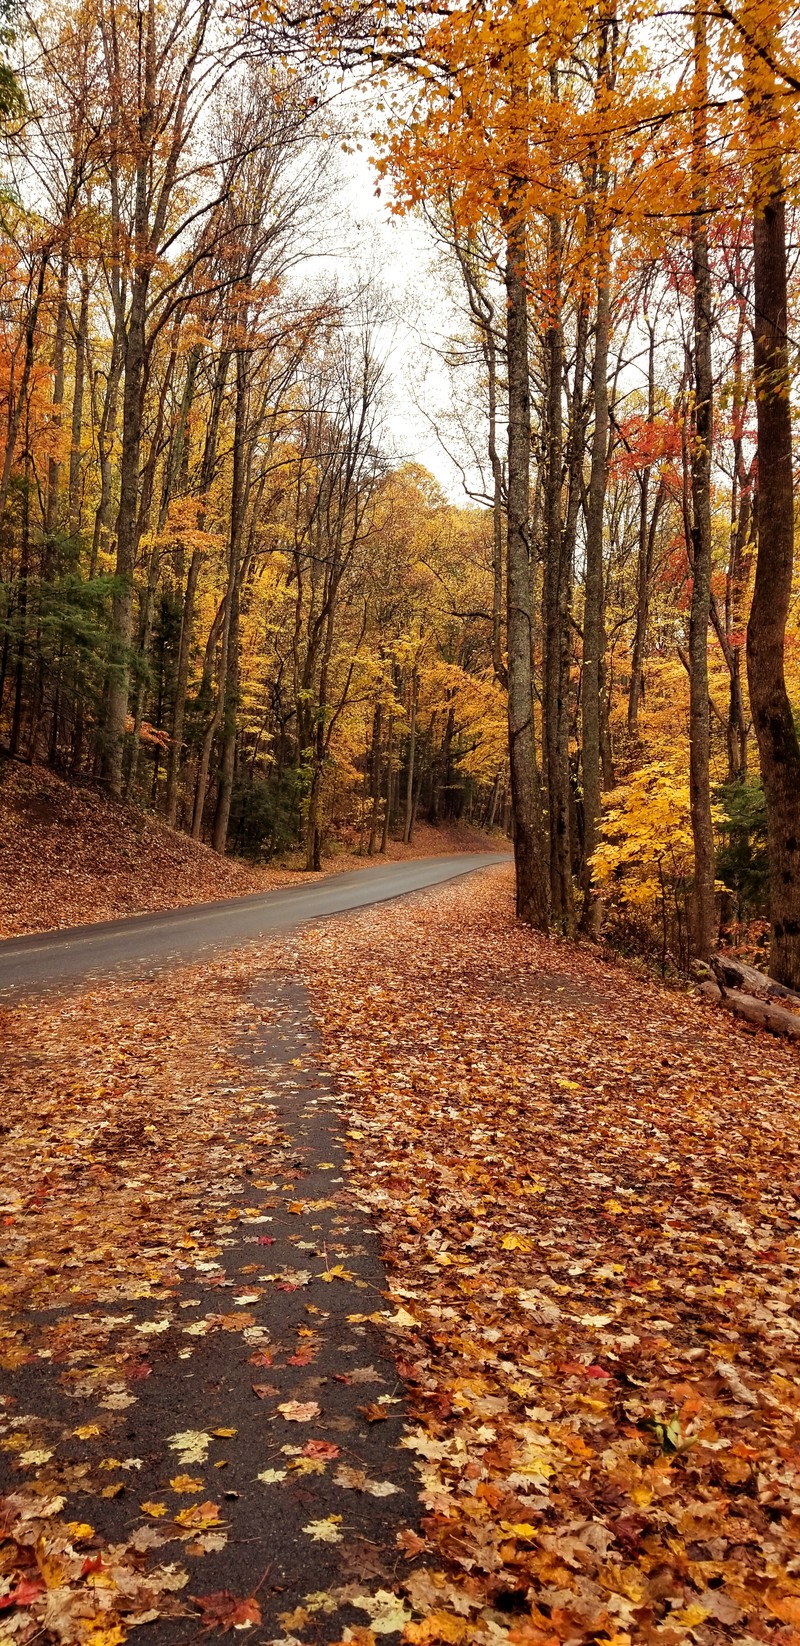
[0, 762, 302, 937]
[301, 867, 800, 1646]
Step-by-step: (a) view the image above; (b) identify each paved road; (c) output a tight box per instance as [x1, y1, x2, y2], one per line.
[0, 852, 508, 999]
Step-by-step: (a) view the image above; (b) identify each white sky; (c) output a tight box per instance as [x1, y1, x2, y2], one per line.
[319, 143, 480, 503]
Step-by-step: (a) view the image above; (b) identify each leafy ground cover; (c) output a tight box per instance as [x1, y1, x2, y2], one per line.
[300, 867, 800, 1646]
[0, 760, 499, 938]
[3, 865, 800, 1646]
[0, 962, 421, 1644]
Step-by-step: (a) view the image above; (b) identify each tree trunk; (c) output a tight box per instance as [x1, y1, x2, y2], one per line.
[102, 272, 147, 793]
[45, 238, 71, 541]
[0, 250, 49, 515]
[628, 322, 656, 736]
[505, 193, 548, 928]
[212, 346, 249, 853]
[542, 201, 572, 930]
[212, 576, 239, 852]
[166, 348, 228, 827]
[746, 161, 800, 984]
[581, 245, 611, 934]
[90, 314, 124, 576]
[403, 667, 418, 845]
[367, 699, 383, 855]
[165, 545, 201, 826]
[381, 712, 394, 852]
[68, 265, 89, 537]
[687, 0, 717, 959]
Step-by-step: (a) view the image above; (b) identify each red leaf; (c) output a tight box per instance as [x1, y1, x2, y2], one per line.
[302, 1439, 340, 1460]
[0, 1579, 45, 1610]
[192, 1591, 262, 1631]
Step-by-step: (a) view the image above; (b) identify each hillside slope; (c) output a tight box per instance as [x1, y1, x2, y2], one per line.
[0, 761, 503, 938]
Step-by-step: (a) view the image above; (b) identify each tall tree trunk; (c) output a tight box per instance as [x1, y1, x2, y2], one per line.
[45, 238, 71, 541]
[628, 321, 656, 735]
[746, 150, 800, 982]
[0, 250, 49, 515]
[381, 712, 394, 852]
[165, 545, 201, 826]
[9, 442, 31, 756]
[485, 318, 506, 688]
[90, 314, 124, 576]
[68, 265, 89, 537]
[165, 347, 228, 826]
[124, 541, 159, 800]
[581, 244, 611, 934]
[403, 667, 418, 845]
[505, 193, 548, 928]
[543, 200, 572, 930]
[192, 585, 232, 840]
[367, 699, 383, 855]
[212, 346, 249, 853]
[687, 0, 717, 959]
[102, 272, 147, 793]
[212, 577, 239, 852]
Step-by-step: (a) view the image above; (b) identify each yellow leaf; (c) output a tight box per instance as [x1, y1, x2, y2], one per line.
[65, 1522, 95, 1541]
[170, 1474, 204, 1494]
[501, 1234, 533, 1252]
[82, 1627, 125, 1646]
[140, 1501, 168, 1518]
[405, 1615, 467, 1644]
[73, 1424, 101, 1440]
[174, 1500, 223, 1530]
[674, 1605, 711, 1627]
[212, 1427, 236, 1438]
[769, 1593, 800, 1626]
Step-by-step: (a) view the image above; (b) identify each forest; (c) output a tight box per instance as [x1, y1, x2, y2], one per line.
[4, 2, 800, 1640]
[0, 0, 798, 978]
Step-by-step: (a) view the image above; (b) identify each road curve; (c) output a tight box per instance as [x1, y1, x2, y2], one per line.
[0, 852, 509, 1000]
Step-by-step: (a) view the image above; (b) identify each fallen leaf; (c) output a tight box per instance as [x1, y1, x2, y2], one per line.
[303, 1516, 344, 1543]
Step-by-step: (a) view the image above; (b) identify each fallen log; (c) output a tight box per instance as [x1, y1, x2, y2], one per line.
[697, 978, 800, 1039]
[707, 952, 800, 1006]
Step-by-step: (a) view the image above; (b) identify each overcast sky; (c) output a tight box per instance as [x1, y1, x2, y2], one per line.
[319, 143, 480, 503]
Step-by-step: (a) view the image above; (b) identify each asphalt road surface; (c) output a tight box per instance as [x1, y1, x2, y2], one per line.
[0, 852, 509, 999]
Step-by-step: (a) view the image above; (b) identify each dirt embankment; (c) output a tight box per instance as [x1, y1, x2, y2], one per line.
[0, 759, 505, 938]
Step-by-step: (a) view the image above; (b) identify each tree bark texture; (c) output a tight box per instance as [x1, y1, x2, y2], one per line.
[505, 198, 548, 929]
[687, 0, 718, 959]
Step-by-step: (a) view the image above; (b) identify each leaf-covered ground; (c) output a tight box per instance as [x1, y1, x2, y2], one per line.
[0, 760, 500, 938]
[0, 961, 423, 1644]
[300, 867, 800, 1646]
[3, 865, 800, 1646]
